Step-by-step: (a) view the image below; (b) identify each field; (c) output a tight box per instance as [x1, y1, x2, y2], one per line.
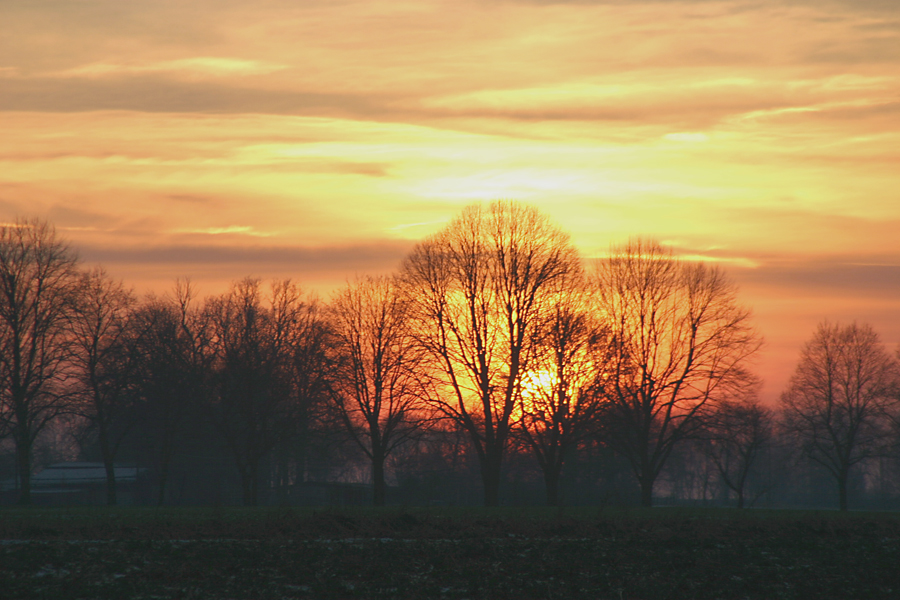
[1, 506, 899, 599]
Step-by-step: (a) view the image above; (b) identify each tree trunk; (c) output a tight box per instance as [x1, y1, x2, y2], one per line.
[99, 428, 117, 506]
[15, 433, 31, 506]
[543, 463, 562, 507]
[156, 448, 172, 506]
[481, 449, 502, 507]
[104, 461, 118, 506]
[157, 470, 168, 507]
[241, 478, 256, 506]
[736, 489, 745, 509]
[240, 462, 259, 507]
[838, 468, 849, 512]
[372, 452, 386, 507]
[640, 473, 654, 508]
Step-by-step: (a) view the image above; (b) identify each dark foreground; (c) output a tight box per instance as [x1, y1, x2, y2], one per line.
[1, 507, 898, 599]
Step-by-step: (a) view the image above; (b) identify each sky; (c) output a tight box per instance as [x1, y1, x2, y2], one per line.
[1, 0, 899, 403]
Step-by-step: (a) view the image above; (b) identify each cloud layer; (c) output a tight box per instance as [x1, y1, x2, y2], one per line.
[1, 0, 898, 400]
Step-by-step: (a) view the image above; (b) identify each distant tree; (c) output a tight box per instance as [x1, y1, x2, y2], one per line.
[68, 268, 144, 505]
[133, 280, 213, 505]
[0, 218, 79, 504]
[780, 321, 899, 511]
[207, 278, 328, 506]
[401, 201, 580, 506]
[273, 280, 332, 496]
[595, 240, 761, 507]
[328, 275, 427, 505]
[514, 270, 609, 506]
[703, 392, 772, 508]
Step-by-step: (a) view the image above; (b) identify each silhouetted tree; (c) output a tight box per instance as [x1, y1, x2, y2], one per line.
[703, 392, 772, 508]
[328, 275, 427, 505]
[272, 281, 332, 497]
[595, 240, 761, 507]
[133, 280, 213, 505]
[401, 201, 580, 506]
[0, 218, 78, 504]
[781, 321, 899, 511]
[68, 268, 144, 505]
[208, 278, 327, 506]
[515, 269, 609, 506]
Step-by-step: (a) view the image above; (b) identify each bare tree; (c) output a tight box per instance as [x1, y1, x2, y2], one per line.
[133, 280, 213, 505]
[0, 218, 79, 504]
[595, 240, 761, 507]
[514, 270, 609, 506]
[780, 321, 899, 511]
[208, 278, 327, 506]
[703, 393, 772, 508]
[68, 267, 144, 505]
[273, 280, 332, 497]
[328, 275, 426, 505]
[401, 201, 580, 506]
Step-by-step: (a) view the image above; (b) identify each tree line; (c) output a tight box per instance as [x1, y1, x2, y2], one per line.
[1, 204, 898, 510]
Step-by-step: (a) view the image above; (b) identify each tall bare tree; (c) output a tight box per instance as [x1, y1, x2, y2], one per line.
[515, 270, 609, 506]
[401, 201, 580, 506]
[781, 321, 899, 511]
[208, 278, 327, 506]
[703, 393, 772, 508]
[0, 218, 79, 504]
[328, 275, 426, 505]
[273, 279, 332, 497]
[595, 240, 761, 507]
[133, 280, 213, 505]
[68, 267, 144, 505]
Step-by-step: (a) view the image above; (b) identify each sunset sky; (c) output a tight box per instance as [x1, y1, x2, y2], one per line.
[1, 0, 898, 402]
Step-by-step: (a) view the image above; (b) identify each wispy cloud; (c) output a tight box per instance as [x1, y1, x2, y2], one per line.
[172, 226, 276, 238]
[0, 75, 395, 116]
[78, 240, 414, 273]
[53, 57, 290, 79]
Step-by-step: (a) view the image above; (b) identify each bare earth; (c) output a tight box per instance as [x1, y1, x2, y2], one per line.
[1, 508, 898, 599]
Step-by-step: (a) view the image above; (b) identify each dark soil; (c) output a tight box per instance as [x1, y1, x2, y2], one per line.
[1, 508, 898, 599]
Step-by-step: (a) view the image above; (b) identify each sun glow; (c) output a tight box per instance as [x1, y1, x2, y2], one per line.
[520, 370, 561, 403]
